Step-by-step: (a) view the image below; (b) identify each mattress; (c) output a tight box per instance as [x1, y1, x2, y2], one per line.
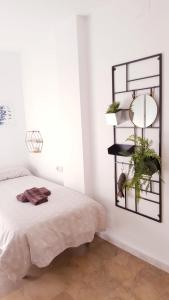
[0, 175, 106, 280]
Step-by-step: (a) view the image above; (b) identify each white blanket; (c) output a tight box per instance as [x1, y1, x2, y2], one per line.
[0, 175, 106, 280]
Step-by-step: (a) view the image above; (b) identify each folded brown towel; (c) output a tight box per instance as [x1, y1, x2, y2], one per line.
[17, 187, 51, 205]
[24, 189, 48, 206]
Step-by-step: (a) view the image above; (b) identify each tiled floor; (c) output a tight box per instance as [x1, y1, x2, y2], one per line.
[1, 237, 169, 300]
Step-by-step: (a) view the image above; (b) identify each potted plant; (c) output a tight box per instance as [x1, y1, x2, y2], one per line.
[105, 102, 122, 125]
[125, 135, 161, 200]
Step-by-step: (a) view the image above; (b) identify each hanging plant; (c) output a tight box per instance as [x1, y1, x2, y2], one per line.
[125, 135, 161, 200]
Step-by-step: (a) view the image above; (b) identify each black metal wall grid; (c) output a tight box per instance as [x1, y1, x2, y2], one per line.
[112, 53, 162, 222]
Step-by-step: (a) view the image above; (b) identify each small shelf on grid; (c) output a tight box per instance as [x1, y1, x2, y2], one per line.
[108, 144, 135, 156]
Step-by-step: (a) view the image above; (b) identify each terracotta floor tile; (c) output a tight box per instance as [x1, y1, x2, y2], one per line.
[52, 292, 74, 300]
[22, 273, 65, 300]
[109, 286, 137, 300]
[1, 289, 31, 300]
[0, 237, 169, 300]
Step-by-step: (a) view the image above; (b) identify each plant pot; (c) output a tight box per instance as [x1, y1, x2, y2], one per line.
[105, 110, 122, 125]
[134, 157, 160, 177]
[105, 110, 129, 126]
[142, 157, 160, 176]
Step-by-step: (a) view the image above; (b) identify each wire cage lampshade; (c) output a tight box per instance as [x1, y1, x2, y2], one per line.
[25, 131, 43, 153]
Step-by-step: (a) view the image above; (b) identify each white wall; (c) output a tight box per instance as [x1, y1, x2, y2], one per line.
[0, 52, 27, 168]
[24, 15, 93, 194]
[77, 16, 94, 196]
[54, 16, 85, 192]
[0, 0, 109, 191]
[88, 0, 169, 270]
[24, 16, 87, 193]
[0, 0, 88, 191]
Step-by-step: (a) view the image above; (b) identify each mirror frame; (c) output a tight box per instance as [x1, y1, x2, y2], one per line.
[129, 94, 158, 128]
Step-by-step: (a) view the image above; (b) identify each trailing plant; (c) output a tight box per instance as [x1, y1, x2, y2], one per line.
[125, 135, 161, 200]
[106, 102, 120, 113]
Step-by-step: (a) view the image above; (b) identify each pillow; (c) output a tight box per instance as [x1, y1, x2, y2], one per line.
[0, 167, 31, 181]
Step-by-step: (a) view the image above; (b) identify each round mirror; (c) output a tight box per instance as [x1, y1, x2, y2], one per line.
[129, 95, 158, 128]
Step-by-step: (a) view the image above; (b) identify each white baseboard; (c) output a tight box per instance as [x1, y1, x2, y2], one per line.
[98, 231, 169, 274]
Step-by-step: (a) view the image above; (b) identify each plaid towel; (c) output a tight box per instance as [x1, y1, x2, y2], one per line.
[24, 189, 48, 205]
[38, 187, 51, 196]
[17, 187, 51, 205]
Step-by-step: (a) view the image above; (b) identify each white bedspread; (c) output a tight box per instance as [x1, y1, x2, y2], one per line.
[0, 175, 106, 280]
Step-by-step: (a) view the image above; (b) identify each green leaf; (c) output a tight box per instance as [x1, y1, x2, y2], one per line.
[125, 135, 161, 200]
[106, 102, 120, 113]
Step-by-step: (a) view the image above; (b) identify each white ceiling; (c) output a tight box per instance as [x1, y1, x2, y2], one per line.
[0, 0, 113, 37]
[0, 0, 112, 21]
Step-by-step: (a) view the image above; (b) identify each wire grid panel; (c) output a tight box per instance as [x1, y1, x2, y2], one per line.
[112, 54, 162, 222]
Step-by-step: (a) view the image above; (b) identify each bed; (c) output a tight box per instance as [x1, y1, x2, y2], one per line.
[0, 167, 106, 280]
